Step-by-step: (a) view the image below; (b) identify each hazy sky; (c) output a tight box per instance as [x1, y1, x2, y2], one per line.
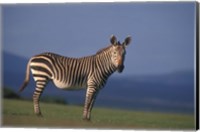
[2, 2, 196, 75]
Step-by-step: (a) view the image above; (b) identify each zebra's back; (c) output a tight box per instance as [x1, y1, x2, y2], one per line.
[30, 52, 94, 90]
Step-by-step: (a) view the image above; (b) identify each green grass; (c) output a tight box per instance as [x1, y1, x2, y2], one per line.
[2, 99, 195, 130]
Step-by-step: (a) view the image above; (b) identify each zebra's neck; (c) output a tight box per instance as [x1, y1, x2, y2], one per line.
[94, 49, 117, 77]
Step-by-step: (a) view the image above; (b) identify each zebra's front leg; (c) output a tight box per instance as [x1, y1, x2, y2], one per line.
[83, 88, 98, 121]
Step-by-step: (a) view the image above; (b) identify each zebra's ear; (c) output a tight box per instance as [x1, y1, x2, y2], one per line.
[110, 35, 117, 45]
[123, 36, 131, 47]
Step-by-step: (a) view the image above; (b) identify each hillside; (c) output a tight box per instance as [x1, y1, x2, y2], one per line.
[3, 51, 195, 114]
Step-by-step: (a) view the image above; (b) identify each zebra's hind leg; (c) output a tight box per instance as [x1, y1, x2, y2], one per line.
[33, 80, 48, 117]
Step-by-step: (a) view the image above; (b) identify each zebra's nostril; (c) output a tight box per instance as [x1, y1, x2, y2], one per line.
[117, 64, 124, 73]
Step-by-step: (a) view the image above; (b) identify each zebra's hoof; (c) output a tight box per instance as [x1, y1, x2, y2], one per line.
[82, 117, 91, 122]
[36, 113, 43, 117]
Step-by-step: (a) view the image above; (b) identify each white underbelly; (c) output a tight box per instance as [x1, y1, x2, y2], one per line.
[53, 79, 86, 90]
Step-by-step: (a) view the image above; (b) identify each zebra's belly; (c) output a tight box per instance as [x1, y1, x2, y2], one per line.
[53, 79, 86, 90]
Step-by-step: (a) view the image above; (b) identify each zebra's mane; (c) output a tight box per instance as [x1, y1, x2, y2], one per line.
[96, 45, 112, 55]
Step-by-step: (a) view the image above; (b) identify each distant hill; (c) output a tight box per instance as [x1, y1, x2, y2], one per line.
[3, 51, 195, 114]
[3, 51, 28, 73]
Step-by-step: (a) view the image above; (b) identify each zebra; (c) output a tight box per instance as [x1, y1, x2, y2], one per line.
[19, 35, 131, 121]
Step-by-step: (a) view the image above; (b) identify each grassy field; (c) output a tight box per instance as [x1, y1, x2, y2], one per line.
[2, 99, 195, 130]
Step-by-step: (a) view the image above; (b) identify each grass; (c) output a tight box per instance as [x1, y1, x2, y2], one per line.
[2, 99, 195, 130]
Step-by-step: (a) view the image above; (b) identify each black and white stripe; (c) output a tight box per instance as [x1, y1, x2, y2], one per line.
[19, 35, 131, 120]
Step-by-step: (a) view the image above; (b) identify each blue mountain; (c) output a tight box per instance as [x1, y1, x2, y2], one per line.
[3, 51, 195, 114]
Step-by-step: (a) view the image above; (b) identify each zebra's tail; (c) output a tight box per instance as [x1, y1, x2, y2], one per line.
[19, 59, 32, 92]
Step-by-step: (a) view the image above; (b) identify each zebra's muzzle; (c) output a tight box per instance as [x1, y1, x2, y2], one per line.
[117, 64, 124, 73]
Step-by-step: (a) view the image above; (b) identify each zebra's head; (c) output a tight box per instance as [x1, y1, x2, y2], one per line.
[110, 35, 131, 73]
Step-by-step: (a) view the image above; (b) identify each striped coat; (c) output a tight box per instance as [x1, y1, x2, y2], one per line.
[19, 35, 131, 120]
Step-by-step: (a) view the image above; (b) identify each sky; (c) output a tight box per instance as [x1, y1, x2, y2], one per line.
[2, 2, 196, 76]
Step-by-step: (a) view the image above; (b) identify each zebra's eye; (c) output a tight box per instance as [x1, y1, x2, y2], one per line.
[113, 51, 117, 55]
